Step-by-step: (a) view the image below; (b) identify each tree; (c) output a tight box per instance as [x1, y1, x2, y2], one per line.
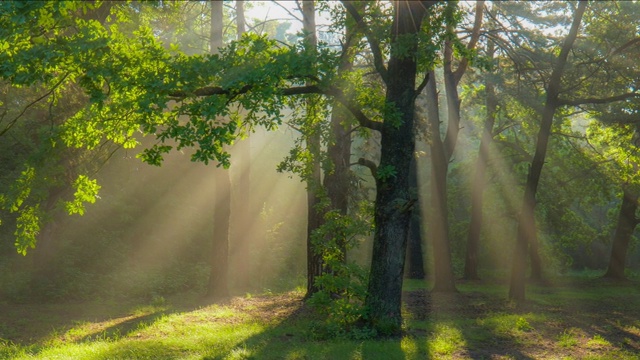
[353, 1, 433, 330]
[509, 1, 587, 301]
[0, 0, 451, 331]
[464, 37, 496, 280]
[425, 1, 483, 292]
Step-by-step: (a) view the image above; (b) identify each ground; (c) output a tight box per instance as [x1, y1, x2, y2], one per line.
[1, 277, 639, 359]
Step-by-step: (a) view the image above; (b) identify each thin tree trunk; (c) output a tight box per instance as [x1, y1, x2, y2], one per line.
[464, 39, 496, 280]
[302, 0, 324, 299]
[509, 1, 587, 301]
[324, 5, 359, 266]
[206, 0, 230, 300]
[428, 1, 482, 291]
[604, 187, 639, 279]
[426, 72, 457, 293]
[236, 0, 245, 36]
[365, 1, 430, 331]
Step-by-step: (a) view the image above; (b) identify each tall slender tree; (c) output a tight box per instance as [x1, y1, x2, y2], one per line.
[427, 0, 483, 292]
[509, 0, 587, 302]
[464, 38, 496, 280]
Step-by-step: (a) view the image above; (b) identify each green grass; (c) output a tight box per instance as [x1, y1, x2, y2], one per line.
[1, 277, 639, 359]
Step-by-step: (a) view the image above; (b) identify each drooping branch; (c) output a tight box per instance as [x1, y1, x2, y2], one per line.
[168, 84, 383, 132]
[558, 92, 640, 106]
[341, 1, 388, 83]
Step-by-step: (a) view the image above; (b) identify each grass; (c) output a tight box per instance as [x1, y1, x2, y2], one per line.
[1, 277, 639, 359]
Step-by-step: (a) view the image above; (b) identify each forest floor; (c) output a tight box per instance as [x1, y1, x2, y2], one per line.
[1, 276, 639, 359]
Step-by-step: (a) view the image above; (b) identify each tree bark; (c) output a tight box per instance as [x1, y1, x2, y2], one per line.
[404, 155, 425, 279]
[364, 1, 430, 332]
[464, 40, 496, 280]
[604, 187, 639, 279]
[509, 1, 587, 301]
[206, 0, 230, 300]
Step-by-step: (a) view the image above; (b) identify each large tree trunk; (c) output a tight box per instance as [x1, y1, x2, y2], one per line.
[206, 0, 230, 300]
[463, 40, 496, 280]
[509, 1, 587, 301]
[404, 156, 425, 279]
[604, 187, 639, 279]
[364, 1, 430, 332]
[302, 0, 325, 299]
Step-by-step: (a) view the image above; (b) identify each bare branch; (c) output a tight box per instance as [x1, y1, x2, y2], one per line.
[0, 74, 69, 138]
[270, 0, 302, 23]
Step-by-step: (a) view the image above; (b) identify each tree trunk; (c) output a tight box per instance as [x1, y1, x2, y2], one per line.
[236, 1, 245, 36]
[426, 71, 457, 293]
[206, 0, 230, 300]
[604, 188, 639, 279]
[324, 5, 359, 265]
[509, 1, 587, 301]
[302, 0, 325, 299]
[404, 155, 425, 279]
[365, 1, 430, 332]
[464, 40, 496, 280]
[529, 231, 543, 281]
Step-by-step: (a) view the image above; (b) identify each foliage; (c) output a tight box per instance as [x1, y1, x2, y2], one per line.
[307, 202, 375, 339]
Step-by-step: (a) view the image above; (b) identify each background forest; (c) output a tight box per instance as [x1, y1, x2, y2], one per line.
[1, 0, 640, 347]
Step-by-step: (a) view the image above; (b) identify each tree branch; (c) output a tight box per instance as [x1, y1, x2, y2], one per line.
[454, 0, 484, 85]
[341, 1, 388, 83]
[558, 92, 640, 106]
[168, 84, 383, 132]
[0, 73, 69, 138]
[357, 157, 378, 179]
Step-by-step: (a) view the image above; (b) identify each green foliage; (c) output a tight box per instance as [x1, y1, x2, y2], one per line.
[376, 164, 397, 182]
[64, 175, 100, 215]
[307, 205, 374, 339]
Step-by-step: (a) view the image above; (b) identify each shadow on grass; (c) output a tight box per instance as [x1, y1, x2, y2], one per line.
[403, 289, 536, 359]
[200, 296, 410, 360]
[6, 277, 639, 359]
